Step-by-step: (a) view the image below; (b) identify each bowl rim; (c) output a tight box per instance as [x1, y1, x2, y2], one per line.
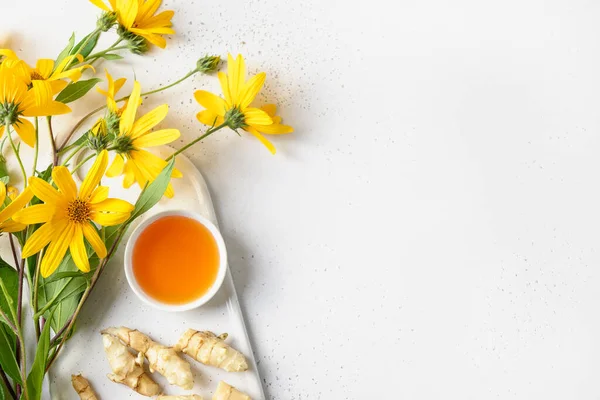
[123, 209, 228, 312]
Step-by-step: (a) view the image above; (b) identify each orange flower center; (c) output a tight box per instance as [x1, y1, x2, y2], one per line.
[30, 71, 45, 81]
[67, 199, 90, 224]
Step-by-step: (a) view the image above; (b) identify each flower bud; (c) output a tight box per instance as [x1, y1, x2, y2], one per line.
[97, 11, 117, 32]
[224, 106, 246, 130]
[196, 55, 221, 74]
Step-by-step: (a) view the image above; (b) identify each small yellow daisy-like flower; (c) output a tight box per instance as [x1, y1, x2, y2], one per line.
[90, 0, 175, 49]
[0, 63, 71, 147]
[0, 49, 94, 94]
[106, 81, 182, 198]
[13, 150, 134, 277]
[0, 182, 33, 233]
[195, 54, 293, 154]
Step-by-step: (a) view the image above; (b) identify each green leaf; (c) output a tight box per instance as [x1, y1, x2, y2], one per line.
[25, 310, 53, 400]
[56, 78, 101, 104]
[55, 32, 75, 66]
[129, 158, 175, 222]
[72, 31, 100, 59]
[0, 379, 6, 400]
[0, 323, 20, 384]
[100, 53, 123, 60]
[37, 253, 93, 333]
[0, 258, 17, 327]
[40, 271, 92, 287]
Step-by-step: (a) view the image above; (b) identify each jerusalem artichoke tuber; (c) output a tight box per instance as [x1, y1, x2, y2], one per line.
[102, 333, 161, 397]
[71, 374, 98, 400]
[175, 330, 248, 372]
[103, 326, 194, 390]
[212, 381, 251, 400]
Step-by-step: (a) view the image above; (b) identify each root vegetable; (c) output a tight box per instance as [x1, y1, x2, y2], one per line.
[71, 374, 98, 400]
[212, 381, 251, 400]
[103, 326, 194, 390]
[157, 396, 204, 400]
[175, 330, 248, 372]
[102, 333, 161, 397]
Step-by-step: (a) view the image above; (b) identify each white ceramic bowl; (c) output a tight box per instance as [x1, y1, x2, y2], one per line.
[124, 209, 228, 312]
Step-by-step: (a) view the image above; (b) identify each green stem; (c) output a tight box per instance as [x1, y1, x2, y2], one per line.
[71, 153, 95, 175]
[32, 117, 39, 176]
[85, 38, 123, 61]
[62, 142, 86, 167]
[5, 123, 27, 188]
[133, 69, 197, 98]
[58, 106, 104, 151]
[46, 117, 58, 166]
[166, 122, 228, 161]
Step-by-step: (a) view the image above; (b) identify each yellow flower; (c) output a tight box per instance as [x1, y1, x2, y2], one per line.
[90, 0, 175, 48]
[97, 69, 127, 114]
[0, 65, 71, 147]
[13, 151, 134, 277]
[194, 54, 293, 154]
[0, 49, 93, 93]
[105, 81, 182, 198]
[0, 182, 33, 233]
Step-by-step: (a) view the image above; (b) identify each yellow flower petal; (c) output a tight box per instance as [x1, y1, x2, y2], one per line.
[41, 222, 74, 277]
[12, 204, 54, 225]
[29, 177, 61, 205]
[218, 71, 232, 106]
[245, 126, 276, 154]
[239, 72, 266, 110]
[106, 154, 125, 178]
[52, 166, 77, 200]
[0, 182, 6, 206]
[261, 104, 277, 117]
[21, 221, 56, 258]
[196, 110, 224, 127]
[79, 150, 109, 201]
[91, 210, 130, 226]
[130, 104, 169, 139]
[171, 167, 183, 178]
[0, 187, 34, 223]
[35, 59, 54, 79]
[133, 128, 180, 148]
[114, 77, 126, 93]
[13, 118, 36, 147]
[116, 0, 138, 28]
[89, 186, 109, 204]
[82, 222, 107, 258]
[244, 108, 273, 126]
[194, 90, 227, 116]
[91, 198, 134, 213]
[89, 0, 112, 12]
[119, 81, 141, 135]
[253, 122, 294, 135]
[129, 31, 167, 48]
[122, 160, 136, 188]
[164, 183, 175, 198]
[227, 54, 246, 103]
[70, 225, 90, 273]
[0, 220, 26, 233]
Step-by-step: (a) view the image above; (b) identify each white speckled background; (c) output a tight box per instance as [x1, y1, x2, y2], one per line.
[3, 0, 600, 398]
